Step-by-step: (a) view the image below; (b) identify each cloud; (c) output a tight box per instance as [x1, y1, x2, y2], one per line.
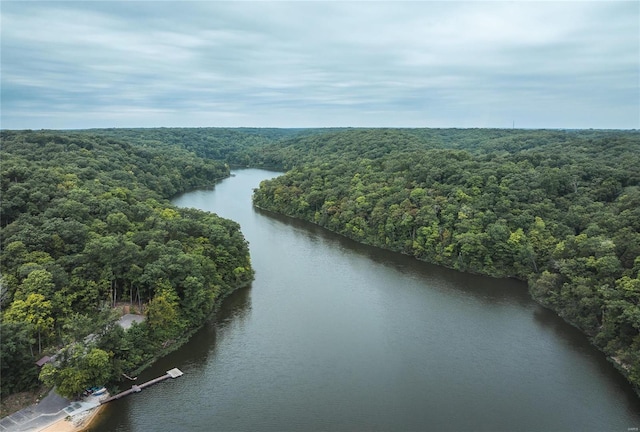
[1, 1, 638, 129]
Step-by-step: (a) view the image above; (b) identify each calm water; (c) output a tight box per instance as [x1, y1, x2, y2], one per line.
[93, 168, 640, 431]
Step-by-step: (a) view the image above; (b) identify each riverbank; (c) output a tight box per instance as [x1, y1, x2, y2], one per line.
[40, 403, 105, 432]
[0, 280, 251, 431]
[0, 388, 107, 432]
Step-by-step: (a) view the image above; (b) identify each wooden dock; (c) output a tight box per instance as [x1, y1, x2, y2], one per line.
[100, 368, 183, 404]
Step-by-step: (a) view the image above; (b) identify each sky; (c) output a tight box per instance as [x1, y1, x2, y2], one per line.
[1, 1, 638, 130]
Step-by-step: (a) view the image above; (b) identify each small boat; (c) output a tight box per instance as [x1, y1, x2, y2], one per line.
[92, 387, 107, 396]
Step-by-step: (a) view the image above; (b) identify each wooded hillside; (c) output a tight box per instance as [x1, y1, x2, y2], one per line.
[1, 130, 253, 398]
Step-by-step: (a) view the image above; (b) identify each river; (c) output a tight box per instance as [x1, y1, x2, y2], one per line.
[93, 168, 640, 431]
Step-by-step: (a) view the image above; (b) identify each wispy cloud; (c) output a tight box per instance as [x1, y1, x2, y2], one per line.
[1, 1, 638, 129]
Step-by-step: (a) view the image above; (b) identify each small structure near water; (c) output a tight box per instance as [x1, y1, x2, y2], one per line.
[100, 368, 184, 405]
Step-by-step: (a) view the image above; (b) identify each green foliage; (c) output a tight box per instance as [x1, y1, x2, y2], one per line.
[39, 346, 112, 398]
[1, 130, 253, 396]
[146, 280, 185, 341]
[0, 322, 39, 397]
[74, 127, 313, 168]
[4, 293, 54, 354]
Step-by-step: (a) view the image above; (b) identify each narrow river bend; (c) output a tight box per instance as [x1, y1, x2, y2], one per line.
[94, 168, 640, 431]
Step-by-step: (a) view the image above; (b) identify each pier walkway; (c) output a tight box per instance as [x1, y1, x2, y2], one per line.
[100, 368, 183, 405]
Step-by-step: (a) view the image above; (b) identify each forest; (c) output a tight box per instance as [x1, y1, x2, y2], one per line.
[0, 130, 253, 398]
[2, 126, 639, 400]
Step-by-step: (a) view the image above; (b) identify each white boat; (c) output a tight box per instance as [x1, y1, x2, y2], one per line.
[92, 387, 107, 396]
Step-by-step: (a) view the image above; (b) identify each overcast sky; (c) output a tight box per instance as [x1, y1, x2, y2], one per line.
[1, 1, 638, 130]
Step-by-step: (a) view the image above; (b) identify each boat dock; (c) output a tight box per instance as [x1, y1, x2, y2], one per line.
[100, 368, 184, 404]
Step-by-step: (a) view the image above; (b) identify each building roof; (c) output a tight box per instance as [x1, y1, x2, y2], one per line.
[35, 356, 51, 367]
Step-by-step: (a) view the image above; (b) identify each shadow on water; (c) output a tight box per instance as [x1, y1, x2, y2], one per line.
[255, 207, 531, 307]
[531, 306, 640, 410]
[256, 207, 640, 411]
[152, 283, 254, 374]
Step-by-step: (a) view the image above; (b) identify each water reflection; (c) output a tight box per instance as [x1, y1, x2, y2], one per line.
[256, 207, 532, 308]
[256, 201, 640, 417]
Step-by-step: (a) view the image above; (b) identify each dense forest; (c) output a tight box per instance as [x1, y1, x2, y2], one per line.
[0, 130, 254, 398]
[2, 126, 639, 401]
[250, 128, 640, 392]
[66, 127, 313, 167]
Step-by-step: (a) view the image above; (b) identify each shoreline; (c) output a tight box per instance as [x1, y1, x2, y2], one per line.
[40, 403, 105, 432]
[254, 204, 640, 398]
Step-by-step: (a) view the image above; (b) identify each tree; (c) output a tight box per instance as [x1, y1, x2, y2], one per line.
[146, 280, 185, 343]
[0, 322, 39, 396]
[14, 269, 55, 301]
[4, 293, 54, 354]
[39, 346, 112, 398]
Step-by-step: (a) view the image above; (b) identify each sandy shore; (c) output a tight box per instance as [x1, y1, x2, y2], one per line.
[40, 403, 106, 432]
